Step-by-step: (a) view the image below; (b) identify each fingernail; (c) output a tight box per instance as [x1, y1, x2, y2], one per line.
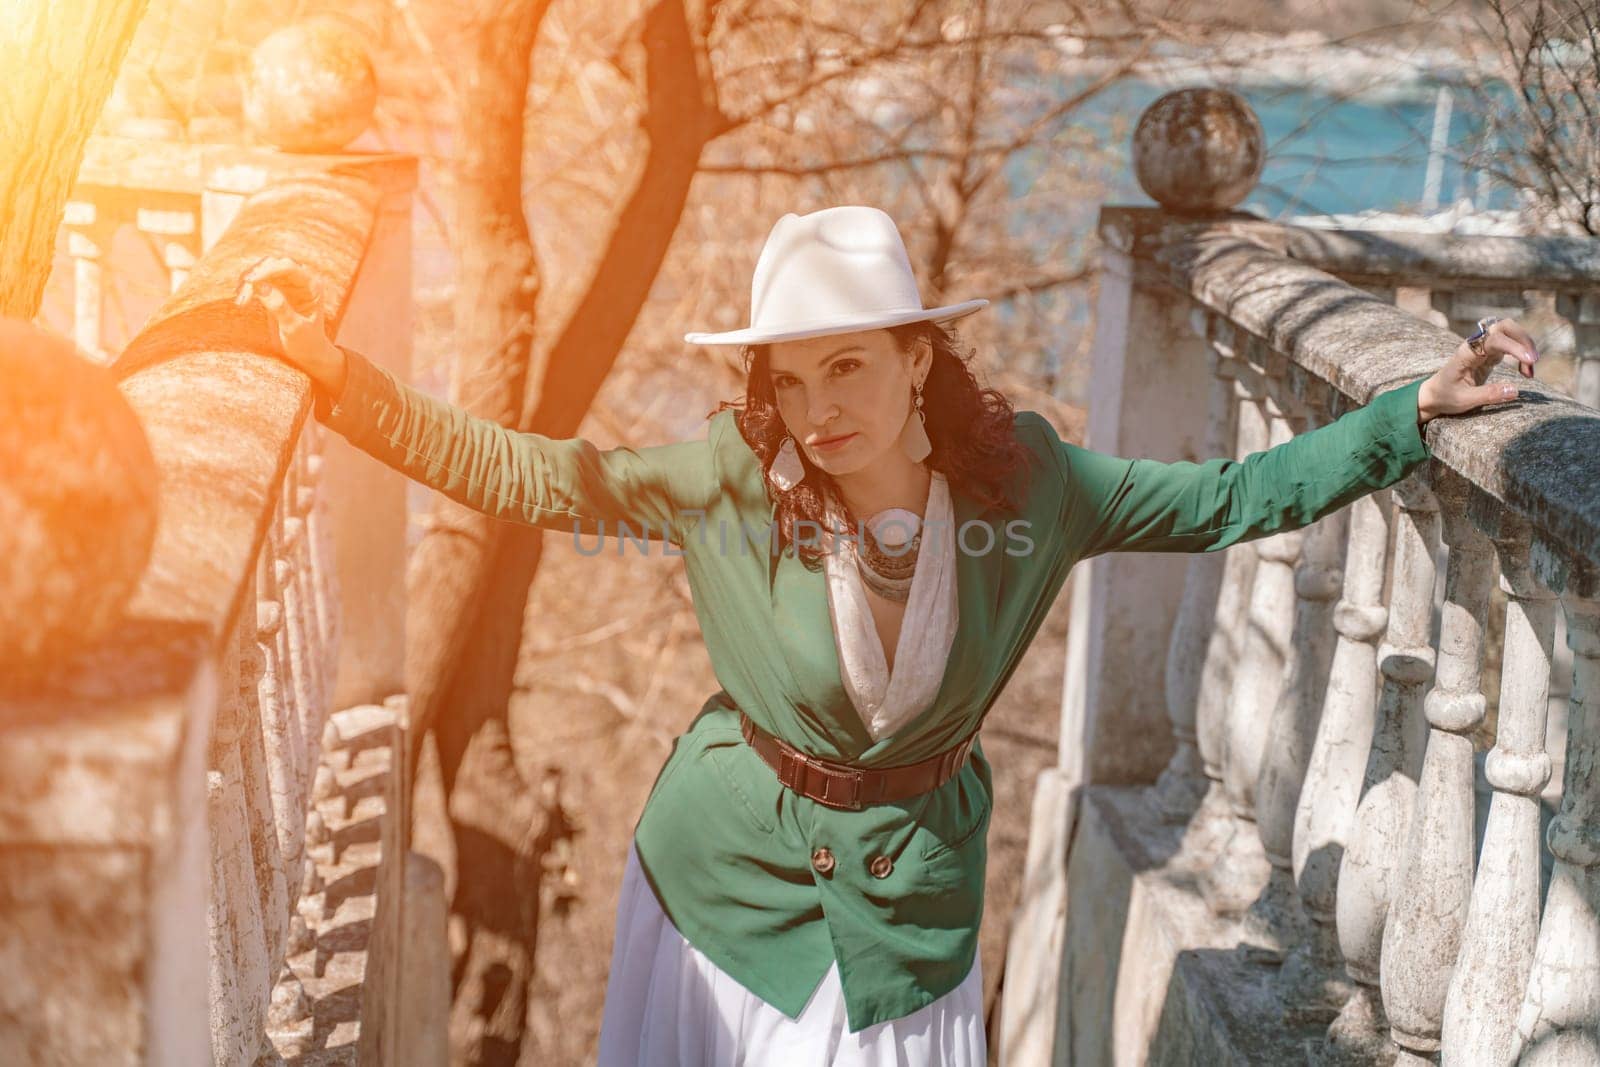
[1502, 384, 1516, 398]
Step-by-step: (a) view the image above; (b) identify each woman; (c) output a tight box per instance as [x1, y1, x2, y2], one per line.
[240, 205, 1538, 1064]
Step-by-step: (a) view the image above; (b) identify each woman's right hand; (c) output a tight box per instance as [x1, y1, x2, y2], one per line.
[235, 256, 348, 397]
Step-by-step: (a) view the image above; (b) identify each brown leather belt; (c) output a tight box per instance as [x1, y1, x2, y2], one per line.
[738, 711, 977, 811]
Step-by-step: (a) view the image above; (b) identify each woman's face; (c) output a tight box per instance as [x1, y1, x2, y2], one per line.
[766, 327, 929, 477]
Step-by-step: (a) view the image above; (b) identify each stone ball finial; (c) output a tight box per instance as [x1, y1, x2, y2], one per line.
[244, 17, 378, 154]
[0, 320, 159, 679]
[1133, 88, 1265, 215]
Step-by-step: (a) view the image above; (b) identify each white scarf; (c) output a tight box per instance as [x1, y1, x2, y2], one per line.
[822, 472, 959, 741]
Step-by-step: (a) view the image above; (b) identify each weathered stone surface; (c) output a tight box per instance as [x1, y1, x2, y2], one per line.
[112, 170, 381, 643]
[1132, 88, 1265, 215]
[244, 19, 377, 154]
[1135, 221, 1600, 573]
[0, 657, 214, 1066]
[1061, 787, 1329, 1064]
[1285, 227, 1600, 289]
[397, 853, 450, 1067]
[0, 320, 158, 684]
[999, 768, 1075, 1064]
[0, 848, 148, 1065]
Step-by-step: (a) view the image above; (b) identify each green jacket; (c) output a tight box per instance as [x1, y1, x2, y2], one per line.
[315, 348, 1432, 1032]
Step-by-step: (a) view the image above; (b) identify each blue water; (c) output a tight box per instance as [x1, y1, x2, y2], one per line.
[987, 74, 1511, 400]
[1048, 77, 1508, 219]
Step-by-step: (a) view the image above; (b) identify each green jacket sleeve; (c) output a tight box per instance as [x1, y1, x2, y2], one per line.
[1062, 379, 1432, 557]
[312, 347, 720, 545]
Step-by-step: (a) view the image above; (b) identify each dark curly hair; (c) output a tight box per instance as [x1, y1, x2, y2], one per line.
[709, 321, 1036, 566]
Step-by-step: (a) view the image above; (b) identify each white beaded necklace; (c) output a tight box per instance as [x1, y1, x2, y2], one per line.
[856, 507, 922, 602]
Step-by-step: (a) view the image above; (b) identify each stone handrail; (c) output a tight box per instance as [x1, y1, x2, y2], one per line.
[1284, 226, 1600, 413]
[0, 157, 432, 1064]
[114, 169, 377, 1064]
[1102, 206, 1598, 1062]
[1116, 211, 1600, 569]
[1282, 226, 1600, 290]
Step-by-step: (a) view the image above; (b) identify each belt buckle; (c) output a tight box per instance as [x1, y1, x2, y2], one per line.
[820, 764, 865, 811]
[775, 747, 805, 791]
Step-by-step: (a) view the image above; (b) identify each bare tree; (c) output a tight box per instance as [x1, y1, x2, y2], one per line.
[394, 1, 726, 1061]
[1457, 0, 1600, 235]
[0, 1, 151, 317]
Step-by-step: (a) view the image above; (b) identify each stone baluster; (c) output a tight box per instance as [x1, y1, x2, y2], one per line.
[276, 468, 319, 780]
[258, 517, 308, 875]
[207, 617, 274, 1065]
[1431, 289, 1526, 342]
[1442, 515, 1559, 1064]
[1187, 333, 1268, 849]
[1204, 373, 1304, 918]
[135, 205, 199, 294]
[63, 201, 108, 362]
[233, 570, 292, 978]
[1380, 473, 1492, 1060]
[1281, 489, 1392, 1024]
[300, 431, 343, 709]
[1156, 311, 1240, 821]
[1555, 292, 1600, 409]
[1245, 401, 1347, 958]
[1512, 555, 1600, 1064]
[1324, 475, 1438, 1061]
[286, 442, 327, 730]
[1393, 286, 1444, 327]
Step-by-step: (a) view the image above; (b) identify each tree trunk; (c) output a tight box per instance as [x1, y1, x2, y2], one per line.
[0, 1, 150, 318]
[404, 1, 720, 1061]
[403, 3, 548, 1063]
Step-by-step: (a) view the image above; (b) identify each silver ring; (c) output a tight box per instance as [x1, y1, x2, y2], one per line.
[1469, 316, 1502, 357]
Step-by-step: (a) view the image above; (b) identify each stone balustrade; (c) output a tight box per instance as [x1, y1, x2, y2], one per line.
[0, 148, 441, 1065]
[1002, 92, 1600, 1066]
[1283, 226, 1600, 410]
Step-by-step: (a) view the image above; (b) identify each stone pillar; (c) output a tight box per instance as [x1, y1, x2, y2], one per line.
[1187, 361, 1264, 852]
[1281, 490, 1392, 1025]
[1154, 311, 1239, 822]
[1512, 557, 1600, 1064]
[0, 321, 212, 1064]
[1555, 292, 1600, 409]
[1442, 514, 1559, 1064]
[1063, 87, 1266, 786]
[193, 15, 407, 722]
[322, 158, 415, 710]
[1039, 86, 1267, 1064]
[1324, 475, 1438, 1062]
[1061, 234, 1213, 786]
[134, 205, 200, 295]
[398, 852, 451, 1067]
[1203, 372, 1298, 919]
[65, 213, 109, 362]
[1244, 401, 1346, 958]
[0, 661, 217, 1066]
[1379, 473, 1490, 1059]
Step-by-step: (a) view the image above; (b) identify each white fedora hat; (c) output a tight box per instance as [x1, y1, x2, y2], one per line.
[684, 206, 988, 345]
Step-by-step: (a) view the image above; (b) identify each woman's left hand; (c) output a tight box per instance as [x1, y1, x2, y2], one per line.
[1418, 316, 1540, 424]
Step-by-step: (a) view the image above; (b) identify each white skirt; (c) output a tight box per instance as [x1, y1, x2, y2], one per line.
[596, 842, 988, 1066]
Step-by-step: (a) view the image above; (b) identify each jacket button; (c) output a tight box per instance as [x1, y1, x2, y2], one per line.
[811, 847, 836, 875]
[869, 854, 893, 879]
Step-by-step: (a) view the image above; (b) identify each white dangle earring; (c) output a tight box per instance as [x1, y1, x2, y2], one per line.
[900, 381, 932, 463]
[768, 434, 806, 491]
